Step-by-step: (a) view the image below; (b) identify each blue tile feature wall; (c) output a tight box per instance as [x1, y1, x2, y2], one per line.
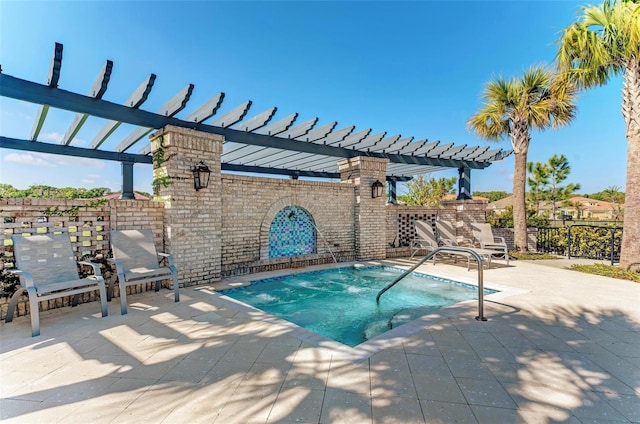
[269, 206, 316, 258]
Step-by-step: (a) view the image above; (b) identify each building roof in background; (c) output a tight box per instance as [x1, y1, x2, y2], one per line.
[486, 195, 514, 211]
[487, 195, 617, 214]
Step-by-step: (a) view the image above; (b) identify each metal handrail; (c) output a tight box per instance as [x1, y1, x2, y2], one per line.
[376, 246, 487, 321]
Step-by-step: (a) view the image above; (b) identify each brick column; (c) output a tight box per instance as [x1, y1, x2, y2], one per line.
[150, 126, 222, 285]
[338, 157, 388, 260]
[442, 199, 488, 244]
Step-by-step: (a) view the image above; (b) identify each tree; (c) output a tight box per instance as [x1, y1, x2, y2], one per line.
[472, 191, 511, 202]
[526, 161, 550, 214]
[558, 0, 640, 268]
[544, 154, 581, 219]
[601, 185, 625, 220]
[468, 66, 577, 251]
[400, 174, 457, 206]
[589, 185, 625, 204]
[0, 184, 112, 199]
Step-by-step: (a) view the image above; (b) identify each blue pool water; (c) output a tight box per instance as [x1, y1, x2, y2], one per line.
[221, 266, 496, 347]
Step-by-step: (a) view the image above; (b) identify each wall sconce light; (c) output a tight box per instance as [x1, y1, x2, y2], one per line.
[371, 180, 384, 199]
[192, 161, 211, 191]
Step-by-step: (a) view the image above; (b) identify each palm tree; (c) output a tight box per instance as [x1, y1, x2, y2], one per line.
[468, 66, 577, 251]
[558, 0, 640, 269]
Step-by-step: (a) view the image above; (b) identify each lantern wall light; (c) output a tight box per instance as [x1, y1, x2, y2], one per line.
[371, 180, 384, 199]
[192, 161, 211, 191]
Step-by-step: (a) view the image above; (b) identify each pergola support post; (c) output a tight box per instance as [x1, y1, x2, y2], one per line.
[388, 179, 397, 204]
[120, 161, 135, 199]
[457, 167, 472, 200]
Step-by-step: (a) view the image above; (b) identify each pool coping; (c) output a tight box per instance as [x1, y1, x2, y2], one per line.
[212, 260, 528, 362]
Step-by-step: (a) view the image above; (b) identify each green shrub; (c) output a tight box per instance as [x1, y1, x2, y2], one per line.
[569, 264, 640, 283]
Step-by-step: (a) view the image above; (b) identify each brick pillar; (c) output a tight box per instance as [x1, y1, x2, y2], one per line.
[338, 157, 388, 260]
[442, 199, 488, 244]
[149, 126, 222, 285]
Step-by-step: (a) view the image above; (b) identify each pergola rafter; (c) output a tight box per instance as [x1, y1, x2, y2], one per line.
[0, 43, 512, 200]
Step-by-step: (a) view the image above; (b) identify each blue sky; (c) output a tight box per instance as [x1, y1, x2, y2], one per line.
[0, 1, 626, 195]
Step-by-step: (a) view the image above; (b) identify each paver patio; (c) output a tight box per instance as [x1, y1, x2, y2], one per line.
[1, 258, 638, 423]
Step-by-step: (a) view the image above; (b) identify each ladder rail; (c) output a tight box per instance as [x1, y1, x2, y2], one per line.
[376, 246, 487, 321]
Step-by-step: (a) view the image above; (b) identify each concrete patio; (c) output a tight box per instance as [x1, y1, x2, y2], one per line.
[1, 258, 638, 423]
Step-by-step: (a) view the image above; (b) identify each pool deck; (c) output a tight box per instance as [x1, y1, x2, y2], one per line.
[1, 257, 639, 423]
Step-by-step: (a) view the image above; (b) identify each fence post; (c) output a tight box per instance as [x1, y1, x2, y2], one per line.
[567, 226, 572, 259]
[610, 228, 615, 266]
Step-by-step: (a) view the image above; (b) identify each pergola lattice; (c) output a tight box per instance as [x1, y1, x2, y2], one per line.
[0, 43, 512, 199]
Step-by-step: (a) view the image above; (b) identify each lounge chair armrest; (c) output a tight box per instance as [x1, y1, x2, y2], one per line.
[440, 238, 455, 246]
[78, 261, 103, 278]
[494, 236, 506, 245]
[8, 269, 35, 288]
[459, 238, 476, 247]
[107, 258, 125, 273]
[158, 252, 176, 267]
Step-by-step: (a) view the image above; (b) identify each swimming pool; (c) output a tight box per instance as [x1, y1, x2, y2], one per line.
[221, 266, 496, 347]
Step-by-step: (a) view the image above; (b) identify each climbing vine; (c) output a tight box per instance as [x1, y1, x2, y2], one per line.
[152, 135, 185, 196]
[42, 198, 108, 217]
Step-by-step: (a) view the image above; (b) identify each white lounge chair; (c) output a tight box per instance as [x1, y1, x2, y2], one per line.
[109, 229, 179, 315]
[435, 219, 495, 270]
[6, 233, 108, 337]
[410, 220, 438, 260]
[471, 223, 510, 265]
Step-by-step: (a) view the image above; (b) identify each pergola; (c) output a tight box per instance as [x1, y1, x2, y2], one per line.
[0, 43, 511, 200]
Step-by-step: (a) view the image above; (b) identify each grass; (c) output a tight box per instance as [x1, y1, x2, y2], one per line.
[569, 263, 640, 283]
[509, 251, 561, 260]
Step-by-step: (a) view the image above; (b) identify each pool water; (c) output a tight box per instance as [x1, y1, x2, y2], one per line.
[221, 266, 496, 347]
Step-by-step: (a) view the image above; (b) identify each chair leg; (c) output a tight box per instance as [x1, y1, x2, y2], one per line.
[28, 291, 40, 337]
[118, 274, 128, 315]
[172, 274, 180, 303]
[98, 284, 108, 318]
[5, 287, 27, 323]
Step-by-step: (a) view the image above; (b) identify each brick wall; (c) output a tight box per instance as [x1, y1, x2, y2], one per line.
[493, 227, 538, 252]
[220, 174, 356, 276]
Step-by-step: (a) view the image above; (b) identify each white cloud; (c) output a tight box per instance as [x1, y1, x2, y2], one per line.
[40, 132, 64, 143]
[81, 178, 95, 184]
[69, 137, 87, 147]
[53, 155, 105, 169]
[40, 131, 87, 147]
[4, 153, 54, 167]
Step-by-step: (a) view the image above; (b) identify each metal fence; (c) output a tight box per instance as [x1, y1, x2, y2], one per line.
[537, 224, 623, 265]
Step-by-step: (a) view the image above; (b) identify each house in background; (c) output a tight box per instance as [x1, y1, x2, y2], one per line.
[486, 195, 621, 220]
[551, 196, 620, 220]
[486, 195, 513, 214]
